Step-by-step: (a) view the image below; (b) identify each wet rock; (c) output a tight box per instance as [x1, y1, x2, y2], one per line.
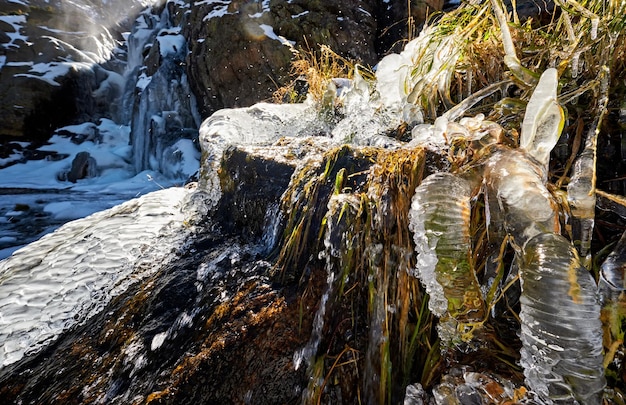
[0, 137, 336, 403]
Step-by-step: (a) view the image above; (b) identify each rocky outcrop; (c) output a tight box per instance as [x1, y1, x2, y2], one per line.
[0, 137, 326, 404]
[184, 0, 444, 117]
[65, 151, 98, 183]
[0, 0, 148, 141]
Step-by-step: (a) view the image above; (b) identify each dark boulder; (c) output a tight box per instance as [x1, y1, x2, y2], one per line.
[63, 151, 98, 183]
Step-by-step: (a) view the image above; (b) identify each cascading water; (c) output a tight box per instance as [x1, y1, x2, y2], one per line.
[123, 2, 201, 176]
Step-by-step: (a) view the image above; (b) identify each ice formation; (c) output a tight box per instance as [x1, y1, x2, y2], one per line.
[519, 233, 605, 404]
[401, 63, 604, 402]
[409, 172, 485, 343]
[484, 149, 559, 247]
[0, 187, 192, 367]
[519, 68, 564, 171]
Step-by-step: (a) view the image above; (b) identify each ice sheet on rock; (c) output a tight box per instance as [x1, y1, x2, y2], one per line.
[197, 102, 319, 197]
[0, 187, 192, 368]
[520, 233, 605, 404]
[199, 102, 315, 152]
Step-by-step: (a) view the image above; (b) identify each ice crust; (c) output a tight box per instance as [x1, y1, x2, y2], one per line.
[0, 187, 192, 368]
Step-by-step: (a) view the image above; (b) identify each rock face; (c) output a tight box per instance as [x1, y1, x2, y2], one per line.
[0, 0, 152, 141]
[0, 0, 446, 145]
[184, 0, 444, 117]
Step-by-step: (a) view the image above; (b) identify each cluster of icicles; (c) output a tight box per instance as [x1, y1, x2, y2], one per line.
[408, 68, 607, 404]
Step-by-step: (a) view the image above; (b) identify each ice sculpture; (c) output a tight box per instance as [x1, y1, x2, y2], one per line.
[519, 233, 605, 404]
[409, 173, 485, 343]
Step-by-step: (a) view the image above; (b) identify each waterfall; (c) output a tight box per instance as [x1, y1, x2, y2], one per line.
[122, 3, 201, 176]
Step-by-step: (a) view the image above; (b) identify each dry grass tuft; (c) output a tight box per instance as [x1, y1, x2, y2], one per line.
[273, 44, 356, 104]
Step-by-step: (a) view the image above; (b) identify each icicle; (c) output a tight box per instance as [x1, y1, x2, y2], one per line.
[567, 66, 608, 266]
[571, 51, 580, 79]
[566, 143, 596, 266]
[590, 18, 599, 41]
[519, 233, 605, 404]
[484, 149, 559, 248]
[519, 68, 565, 171]
[409, 173, 485, 344]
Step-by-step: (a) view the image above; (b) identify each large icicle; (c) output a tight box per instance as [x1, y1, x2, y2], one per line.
[566, 139, 596, 266]
[519, 233, 605, 404]
[409, 172, 485, 344]
[567, 66, 609, 266]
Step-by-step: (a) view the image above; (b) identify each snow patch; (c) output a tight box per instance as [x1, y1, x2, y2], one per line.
[259, 24, 295, 46]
